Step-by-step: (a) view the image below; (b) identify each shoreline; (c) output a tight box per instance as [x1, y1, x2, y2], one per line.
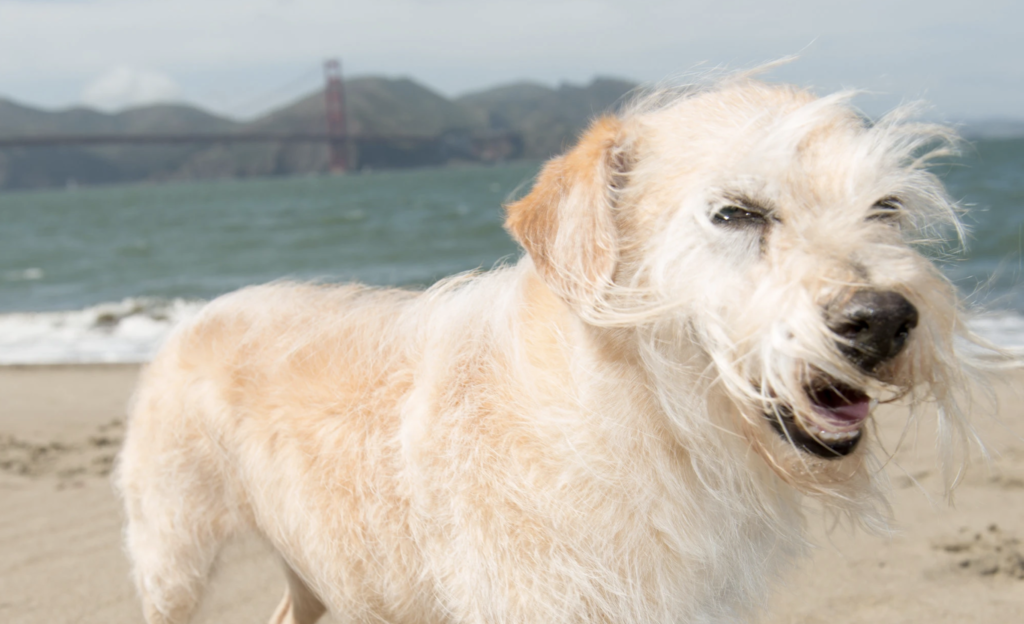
[0, 362, 143, 370]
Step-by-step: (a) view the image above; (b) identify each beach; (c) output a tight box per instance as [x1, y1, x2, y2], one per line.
[0, 364, 1020, 623]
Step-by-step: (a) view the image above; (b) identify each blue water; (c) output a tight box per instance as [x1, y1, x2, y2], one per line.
[938, 139, 1024, 312]
[0, 163, 535, 314]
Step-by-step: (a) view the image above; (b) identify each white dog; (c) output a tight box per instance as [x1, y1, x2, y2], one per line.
[117, 76, 984, 624]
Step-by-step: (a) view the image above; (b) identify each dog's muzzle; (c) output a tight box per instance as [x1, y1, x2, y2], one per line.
[765, 290, 917, 459]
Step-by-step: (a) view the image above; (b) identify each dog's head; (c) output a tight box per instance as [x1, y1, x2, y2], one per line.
[506, 79, 982, 515]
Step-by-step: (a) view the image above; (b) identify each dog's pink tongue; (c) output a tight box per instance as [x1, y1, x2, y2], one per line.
[814, 400, 871, 426]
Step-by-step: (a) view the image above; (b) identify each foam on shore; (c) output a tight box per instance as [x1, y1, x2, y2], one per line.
[0, 298, 202, 365]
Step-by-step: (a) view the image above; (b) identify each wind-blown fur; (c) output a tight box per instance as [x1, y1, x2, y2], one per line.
[117, 78, 989, 624]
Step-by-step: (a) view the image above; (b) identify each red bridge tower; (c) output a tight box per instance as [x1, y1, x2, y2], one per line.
[324, 59, 349, 172]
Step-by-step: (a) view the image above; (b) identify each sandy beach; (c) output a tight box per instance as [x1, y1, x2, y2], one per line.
[0, 364, 1021, 623]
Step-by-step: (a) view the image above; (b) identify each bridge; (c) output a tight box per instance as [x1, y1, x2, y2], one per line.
[0, 132, 419, 148]
[0, 60, 522, 171]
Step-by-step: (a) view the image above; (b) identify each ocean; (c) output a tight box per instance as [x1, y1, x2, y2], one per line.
[0, 142, 1022, 364]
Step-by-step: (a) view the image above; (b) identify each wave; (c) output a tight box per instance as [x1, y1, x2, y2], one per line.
[0, 298, 204, 365]
[964, 310, 1024, 358]
[1, 299, 1022, 366]
[2, 268, 44, 282]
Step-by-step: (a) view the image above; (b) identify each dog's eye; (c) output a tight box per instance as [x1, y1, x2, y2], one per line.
[712, 205, 767, 226]
[868, 197, 902, 221]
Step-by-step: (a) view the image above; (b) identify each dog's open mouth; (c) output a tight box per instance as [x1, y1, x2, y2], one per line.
[765, 379, 872, 459]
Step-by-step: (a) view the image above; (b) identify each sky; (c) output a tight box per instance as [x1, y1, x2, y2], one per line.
[0, 0, 1021, 121]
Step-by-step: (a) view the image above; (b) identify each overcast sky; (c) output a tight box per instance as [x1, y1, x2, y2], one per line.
[0, 0, 1020, 120]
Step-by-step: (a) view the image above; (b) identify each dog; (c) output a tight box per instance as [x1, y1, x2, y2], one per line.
[116, 76, 985, 624]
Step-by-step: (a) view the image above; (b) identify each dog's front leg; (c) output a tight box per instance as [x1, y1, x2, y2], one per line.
[268, 563, 328, 624]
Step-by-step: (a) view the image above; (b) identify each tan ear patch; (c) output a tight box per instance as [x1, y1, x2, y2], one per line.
[504, 116, 624, 309]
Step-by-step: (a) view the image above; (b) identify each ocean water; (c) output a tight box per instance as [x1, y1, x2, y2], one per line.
[0, 142, 1021, 364]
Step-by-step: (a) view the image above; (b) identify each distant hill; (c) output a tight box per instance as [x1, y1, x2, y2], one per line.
[0, 99, 239, 189]
[0, 76, 635, 190]
[0, 98, 236, 136]
[457, 78, 636, 158]
[260, 77, 487, 135]
[176, 77, 490, 180]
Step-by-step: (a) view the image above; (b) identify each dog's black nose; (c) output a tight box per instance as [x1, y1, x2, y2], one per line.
[829, 290, 919, 371]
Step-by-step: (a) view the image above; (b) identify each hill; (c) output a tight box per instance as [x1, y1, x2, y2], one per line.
[176, 77, 490, 180]
[457, 77, 637, 158]
[0, 99, 239, 189]
[0, 76, 635, 190]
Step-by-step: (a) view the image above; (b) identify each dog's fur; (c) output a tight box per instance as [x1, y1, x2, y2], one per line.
[117, 78, 985, 624]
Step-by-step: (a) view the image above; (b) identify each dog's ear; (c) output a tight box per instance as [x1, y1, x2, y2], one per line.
[505, 116, 626, 310]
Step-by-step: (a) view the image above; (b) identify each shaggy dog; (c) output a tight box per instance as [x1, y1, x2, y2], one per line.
[117, 77, 985, 624]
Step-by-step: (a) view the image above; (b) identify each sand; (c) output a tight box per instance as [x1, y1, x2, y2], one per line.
[0, 365, 1021, 623]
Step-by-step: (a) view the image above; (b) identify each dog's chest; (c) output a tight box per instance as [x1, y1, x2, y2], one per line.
[394, 400, 801, 623]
